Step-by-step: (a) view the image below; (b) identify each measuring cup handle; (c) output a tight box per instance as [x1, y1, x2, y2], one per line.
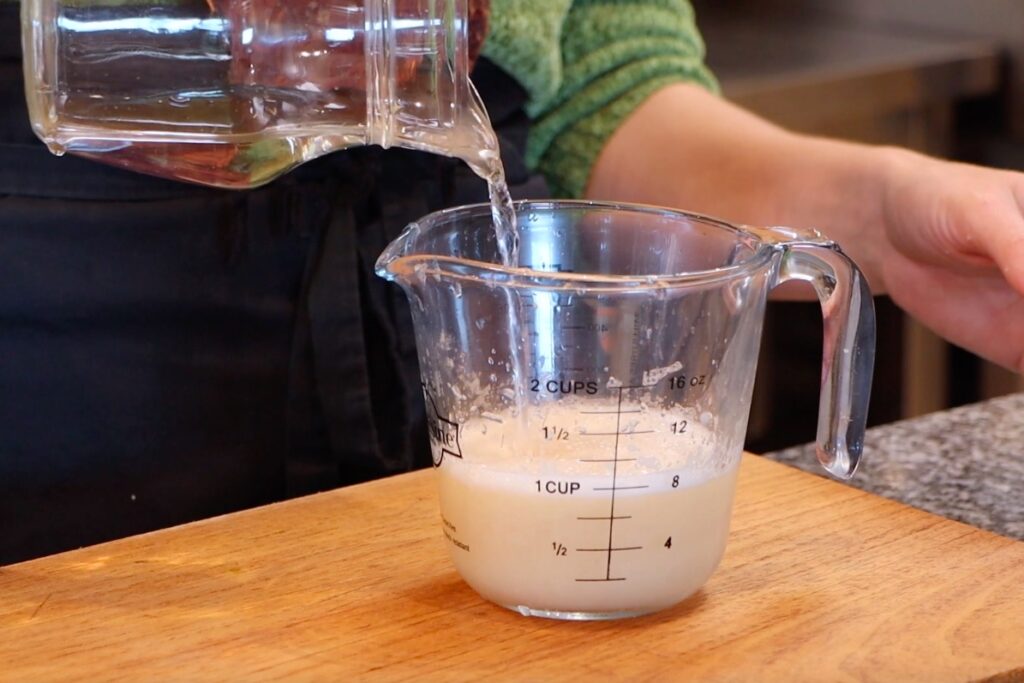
[770, 234, 876, 479]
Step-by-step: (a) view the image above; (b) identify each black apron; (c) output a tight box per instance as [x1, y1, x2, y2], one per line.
[0, 4, 547, 564]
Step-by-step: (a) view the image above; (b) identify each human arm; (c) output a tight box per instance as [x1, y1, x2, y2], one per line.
[586, 82, 1024, 372]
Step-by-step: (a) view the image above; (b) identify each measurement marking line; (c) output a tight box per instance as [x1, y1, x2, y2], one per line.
[593, 485, 650, 492]
[577, 515, 633, 521]
[575, 578, 627, 582]
[566, 367, 585, 372]
[561, 325, 585, 330]
[580, 409, 642, 415]
[605, 387, 624, 580]
[579, 431, 654, 436]
[578, 458, 637, 463]
[576, 546, 643, 553]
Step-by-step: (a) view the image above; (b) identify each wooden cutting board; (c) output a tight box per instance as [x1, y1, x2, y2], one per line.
[2, 453, 1024, 682]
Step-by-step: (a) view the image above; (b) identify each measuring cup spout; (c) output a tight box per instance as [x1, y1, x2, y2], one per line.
[761, 227, 876, 479]
[374, 221, 425, 287]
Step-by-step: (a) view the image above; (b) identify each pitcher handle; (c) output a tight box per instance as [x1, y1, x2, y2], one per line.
[757, 227, 876, 479]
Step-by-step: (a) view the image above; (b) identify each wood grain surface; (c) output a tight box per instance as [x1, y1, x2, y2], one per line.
[3, 454, 1024, 682]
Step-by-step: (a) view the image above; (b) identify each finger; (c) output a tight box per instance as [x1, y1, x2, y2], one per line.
[887, 260, 1024, 373]
[964, 175, 1024, 297]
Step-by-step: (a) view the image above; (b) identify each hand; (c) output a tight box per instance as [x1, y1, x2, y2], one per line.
[587, 83, 1024, 372]
[875, 150, 1024, 371]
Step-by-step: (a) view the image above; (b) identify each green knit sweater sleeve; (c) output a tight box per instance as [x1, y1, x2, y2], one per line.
[482, 0, 718, 198]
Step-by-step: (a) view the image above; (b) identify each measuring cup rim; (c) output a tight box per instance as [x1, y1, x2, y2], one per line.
[376, 199, 779, 292]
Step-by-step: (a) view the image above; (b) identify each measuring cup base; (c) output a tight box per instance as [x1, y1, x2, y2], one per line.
[503, 604, 660, 621]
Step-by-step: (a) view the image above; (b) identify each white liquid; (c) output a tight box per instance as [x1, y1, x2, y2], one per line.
[433, 405, 740, 617]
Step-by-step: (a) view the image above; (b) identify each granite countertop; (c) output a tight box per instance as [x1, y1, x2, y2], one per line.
[766, 393, 1024, 540]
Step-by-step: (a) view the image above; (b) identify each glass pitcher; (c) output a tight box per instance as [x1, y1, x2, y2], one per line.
[376, 200, 875, 619]
[21, 0, 491, 188]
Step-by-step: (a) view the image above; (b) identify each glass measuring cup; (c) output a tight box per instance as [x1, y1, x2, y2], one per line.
[21, 0, 491, 188]
[376, 201, 875, 620]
